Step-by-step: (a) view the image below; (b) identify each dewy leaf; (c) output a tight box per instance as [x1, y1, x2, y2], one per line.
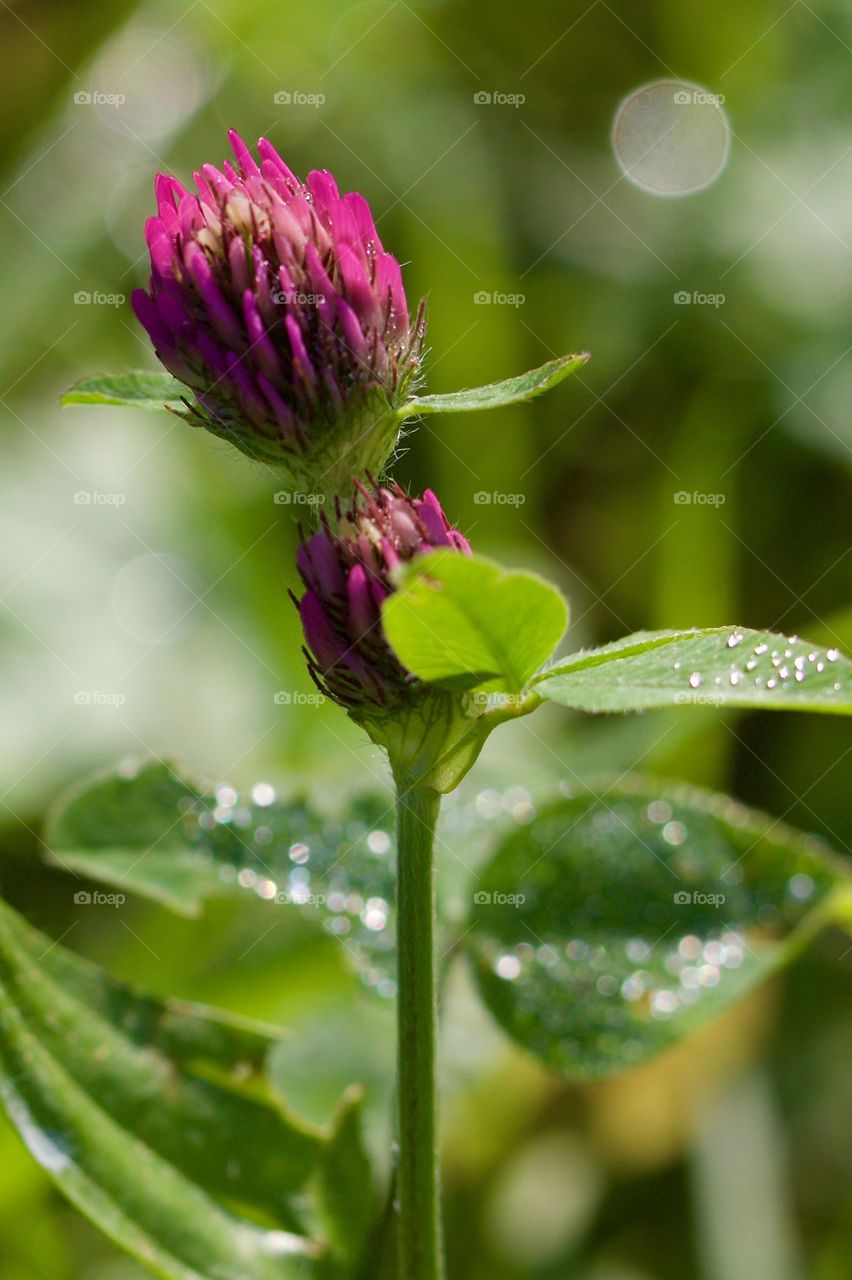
[382, 551, 569, 694]
[46, 759, 398, 991]
[465, 776, 850, 1080]
[534, 627, 852, 715]
[404, 352, 589, 415]
[61, 371, 189, 413]
[0, 897, 367, 1278]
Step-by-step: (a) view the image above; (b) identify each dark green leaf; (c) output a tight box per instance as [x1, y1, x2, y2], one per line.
[535, 628, 852, 715]
[311, 1088, 374, 1269]
[0, 898, 364, 1278]
[46, 760, 398, 987]
[465, 776, 849, 1079]
[382, 551, 568, 694]
[61, 371, 189, 413]
[404, 352, 588, 415]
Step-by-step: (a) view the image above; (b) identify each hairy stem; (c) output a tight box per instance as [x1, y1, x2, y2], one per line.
[395, 783, 444, 1280]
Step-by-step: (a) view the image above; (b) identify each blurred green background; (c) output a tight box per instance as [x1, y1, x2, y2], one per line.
[0, 1, 850, 1277]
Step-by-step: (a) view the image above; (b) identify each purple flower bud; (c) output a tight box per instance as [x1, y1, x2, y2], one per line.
[132, 131, 425, 487]
[295, 481, 470, 710]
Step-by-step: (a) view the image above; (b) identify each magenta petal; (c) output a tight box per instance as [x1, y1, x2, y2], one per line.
[184, 243, 243, 349]
[242, 290, 281, 382]
[347, 563, 378, 637]
[343, 191, 383, 252]
[415, 495, 450, 545]
[131, 289, 171, 352]
[306, 169, 340, 216]
[285, 314, 317, 390]
[374, 252, 409, 339]
[449, 530, 472, 554]
[300, 591, 347, 668]
[256, 373, 296, 438]
[337, 242, 379, 328]
[299, 530, 346, 597]
[336, 299, 368, 363]
[144, 217, 175, 278]
[257, 137, 299, 188]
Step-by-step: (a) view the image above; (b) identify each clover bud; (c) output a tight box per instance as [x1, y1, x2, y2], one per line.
[132, 131, 424, 493]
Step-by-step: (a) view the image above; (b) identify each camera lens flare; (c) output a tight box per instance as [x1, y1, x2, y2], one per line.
[612, 79, 730, 196]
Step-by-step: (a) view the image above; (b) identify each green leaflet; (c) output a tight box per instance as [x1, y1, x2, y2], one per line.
[382, 551, 568, 694]
[0, 900, 374, 1279]
[404, 352, 588, 414]
[464, 776, 850, 1079]
[61, 371, 190, 413]
[534, 627, 852, 714]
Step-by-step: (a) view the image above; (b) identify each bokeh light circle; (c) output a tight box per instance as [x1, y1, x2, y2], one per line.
[612, 80, 730, 196]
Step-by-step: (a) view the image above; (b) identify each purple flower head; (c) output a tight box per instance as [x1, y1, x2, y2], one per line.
[296, 481, 470, 710]
[132, 131, 424, 486]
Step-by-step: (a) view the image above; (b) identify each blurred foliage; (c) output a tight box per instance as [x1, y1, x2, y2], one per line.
[0, 0, 849, 1277]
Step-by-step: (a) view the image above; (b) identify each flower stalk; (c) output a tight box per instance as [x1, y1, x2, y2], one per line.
[394, 782, 444, 1280]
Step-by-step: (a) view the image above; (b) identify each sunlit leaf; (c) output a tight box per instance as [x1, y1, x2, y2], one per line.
[465, 776, 850, 1079]
[382, 551, 568, 694]
[61, 371, 189, 413]
[405, 352, 588, 415]
[535, 628, 852, 715]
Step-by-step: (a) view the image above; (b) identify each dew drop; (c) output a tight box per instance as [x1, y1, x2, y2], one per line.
[651, 989, 679, 1018]
[789, 873, 815, 900]
[495, 954, 522, 980]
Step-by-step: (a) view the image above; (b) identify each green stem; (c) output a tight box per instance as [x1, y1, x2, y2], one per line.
[395, 782, 445, 1280]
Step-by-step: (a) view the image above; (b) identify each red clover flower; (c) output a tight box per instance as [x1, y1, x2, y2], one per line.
[132, 131, 424, 490]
